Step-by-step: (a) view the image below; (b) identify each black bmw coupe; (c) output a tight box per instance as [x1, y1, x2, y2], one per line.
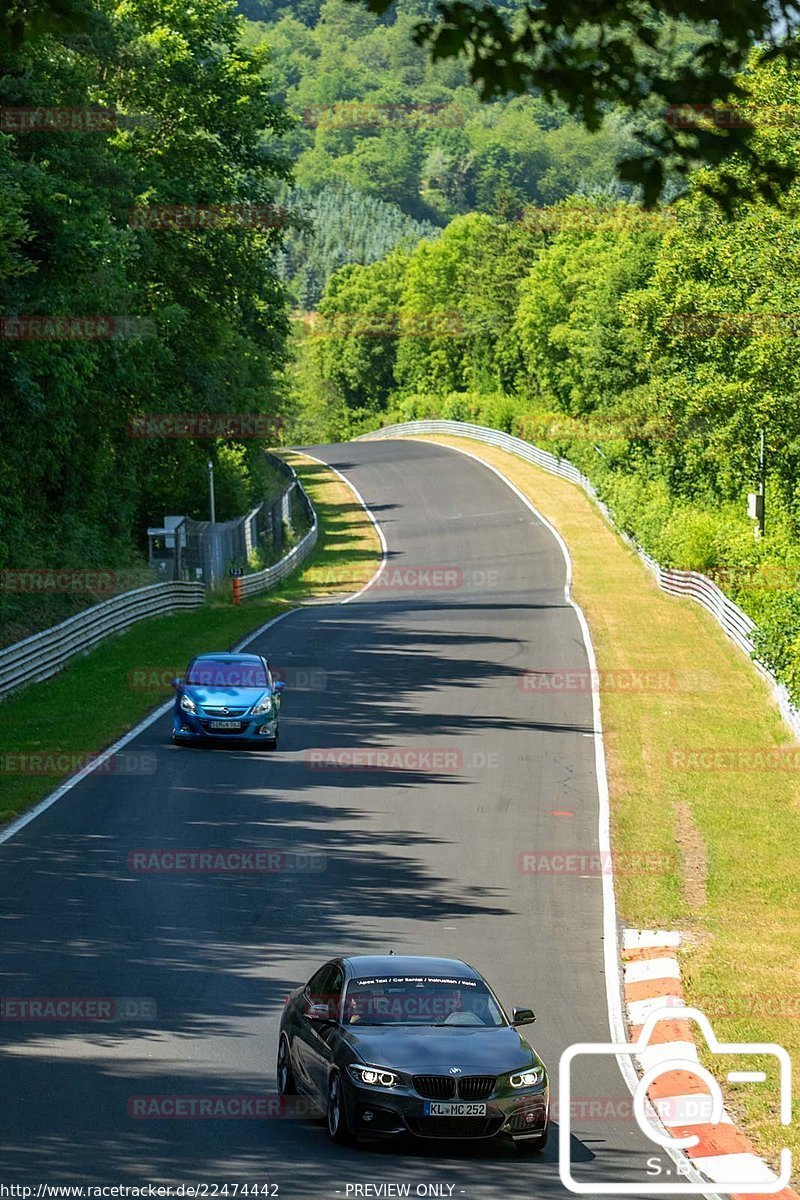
[277, 954, 549, 1149]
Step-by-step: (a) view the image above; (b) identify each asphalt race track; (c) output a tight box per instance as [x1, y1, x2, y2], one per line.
[0, 438, 680, 1198]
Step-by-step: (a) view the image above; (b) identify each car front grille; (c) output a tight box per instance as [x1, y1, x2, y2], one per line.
[412, 1075, 496, 1100]
[457, 1075, 496, 1099]
[413, 1075, 456, 1100]
[203, 707, 247, 717]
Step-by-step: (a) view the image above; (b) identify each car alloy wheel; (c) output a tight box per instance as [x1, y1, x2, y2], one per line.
[277, 1033, 296, 1096]
[326, 1070, 352, 1144]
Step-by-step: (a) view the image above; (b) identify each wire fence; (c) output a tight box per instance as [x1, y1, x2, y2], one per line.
[0, 460, 318, 701]
[359, 419, 800, 741]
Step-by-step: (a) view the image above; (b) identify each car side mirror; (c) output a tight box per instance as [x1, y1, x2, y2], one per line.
[273, 680, 286, 693]
[306, 1001, 334, 1023]
[170, 678, 182, 691]
[512, 1006, 536, 1026]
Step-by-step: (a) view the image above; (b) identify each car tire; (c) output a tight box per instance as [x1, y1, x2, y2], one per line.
[515, 1122, 549, 1153]
[326, 1070, 353, 1144]
[276, 1033, 297, 1096]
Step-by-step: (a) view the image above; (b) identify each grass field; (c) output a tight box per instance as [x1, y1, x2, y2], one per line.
[420, 433, 799, 1178]
[0, 452, 381, 822]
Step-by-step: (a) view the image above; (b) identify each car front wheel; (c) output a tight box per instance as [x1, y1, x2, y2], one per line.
[326, 1070, 353, 1144]
[277, 1033, 296, 1096]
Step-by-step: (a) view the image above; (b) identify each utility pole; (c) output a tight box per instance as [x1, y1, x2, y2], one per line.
[208, 459, 216, 524]
[758, 428, 766, 538]
[747, 429, 766, 538]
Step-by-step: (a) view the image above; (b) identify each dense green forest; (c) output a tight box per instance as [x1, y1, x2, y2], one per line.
[290, 47, 800, 705]
[5, 0, 800, 707]
[241, 0, 639, 304]
[0, 0, 294, 640]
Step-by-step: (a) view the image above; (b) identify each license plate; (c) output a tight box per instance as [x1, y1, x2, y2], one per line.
[209, 720, 241, 730]
[424, 1102, 487, 1117]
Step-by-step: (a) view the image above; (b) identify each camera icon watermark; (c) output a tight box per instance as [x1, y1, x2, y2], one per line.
[559, 1006, 792, 1194]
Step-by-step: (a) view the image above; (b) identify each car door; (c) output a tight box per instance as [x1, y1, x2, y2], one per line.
[293, 962, 344, 1103]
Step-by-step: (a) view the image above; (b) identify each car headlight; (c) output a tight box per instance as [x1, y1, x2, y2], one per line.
[180, 693, 198, 714]
[509, 1066, 545, 1089]
[250, 693, 274, 716]
[347, 1064, 400, 1088]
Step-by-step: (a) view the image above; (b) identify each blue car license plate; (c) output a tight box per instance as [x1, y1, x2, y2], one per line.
[209, 720, 241, 730]
[423, 1102, 487, 1117]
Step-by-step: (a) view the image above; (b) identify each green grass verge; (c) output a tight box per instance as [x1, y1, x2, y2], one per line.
[0, 452, 380, 822]
[422, 434, 799, 1179]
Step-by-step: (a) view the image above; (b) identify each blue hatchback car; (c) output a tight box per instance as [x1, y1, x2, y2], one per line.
[171, 652, 285, 747]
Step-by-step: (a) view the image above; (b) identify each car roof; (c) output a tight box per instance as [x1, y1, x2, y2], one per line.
[342, 955, 481, 980]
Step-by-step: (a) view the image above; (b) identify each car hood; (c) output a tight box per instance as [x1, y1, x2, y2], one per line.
[183, 686, 268, 708]
[342, 1025, 541, 1074]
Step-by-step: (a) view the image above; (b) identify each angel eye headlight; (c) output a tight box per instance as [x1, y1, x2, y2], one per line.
[347, 1064, 400, 1088]
[509, 1066, 545, 1088]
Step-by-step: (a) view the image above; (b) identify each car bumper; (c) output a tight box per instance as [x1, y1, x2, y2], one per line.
[172, 711, 278, 742]
[342, 1079, 549, 1141]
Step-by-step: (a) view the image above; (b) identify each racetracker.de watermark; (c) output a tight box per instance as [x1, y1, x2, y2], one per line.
[304, 748, 499, 772]
[0, 106, 116, 132]
[664, 312, 800, 337]
[1, 996, 156, 1022]
[128, 665, 327, 692]
[129, 204, 287, 230]
[0, 316, 153, 340]
[664, 102, 800, 129]
[126, 413, 284, 438]
[1, 569, 117, 594]
[519, 669, 675, 692]
[300, 312, 464, 338]
[128, 1094, 317, 1119]
[302, 101, 464, 129]
[128, 850, 326, 873]
[518, 851, 676, 876]
[515, 412, 679, 443]
[518, 204, 676, 234]
[1, 751, 156, 776]
[669, 746, 800, 770]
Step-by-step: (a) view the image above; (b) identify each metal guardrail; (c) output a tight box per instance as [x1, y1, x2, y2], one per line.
[232, 520, 318, 602]
[0, 465, 319, 701]
[0, 581, 206, 700]
[233, 458, 318, 602]
[360, 419, 800, 740]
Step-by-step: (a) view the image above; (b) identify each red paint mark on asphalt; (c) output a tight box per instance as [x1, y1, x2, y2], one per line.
[550, 810, 574, 817]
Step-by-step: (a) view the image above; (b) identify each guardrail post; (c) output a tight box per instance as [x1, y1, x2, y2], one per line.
[232, 576, 242, 606]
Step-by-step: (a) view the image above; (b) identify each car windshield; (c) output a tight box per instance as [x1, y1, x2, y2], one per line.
[342, 974, 506, 1026]
[185, 659, 268, 688]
